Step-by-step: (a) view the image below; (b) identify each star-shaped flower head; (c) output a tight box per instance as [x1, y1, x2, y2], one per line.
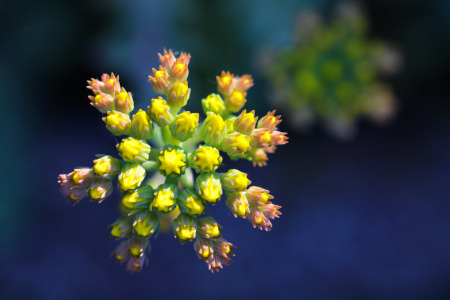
[157, 145, 187, 176]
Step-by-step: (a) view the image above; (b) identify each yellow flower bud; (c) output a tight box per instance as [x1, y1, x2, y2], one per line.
[234, 109, 257, 136]
[216, 71, 235, 96]
[117, 137, 150, 164]
[225, 89, 247, 113]
[88, 92, 115, 113]
[103, 110, 131, 136]
[122, 185, 154, 209]
[148, 66, 170, 94]
[245, 186, 273, 205]
[195, 172, 222, 204]
[169, 111, 199, 142]
[202, 93, 226, 115]
[257, 110, 281, 131]
[130, 109, 153, 140]
[200, 113, 227, 148]
[178, 189, 205, 216]
[173, 213, 198, 244]
[110, 216, 133, 238]
[157, 145, 187, 176]
[221, 169, 251, 192]
[198, 216, 221, 238]
[167, 81, 191, 107]
[147, 97, 174, 127]
[150, 184, 178, 213]
[222, 132, 251, 159]
[118, 163, 146, 191]
[226, 192, 250, 218]
[190, 145, 222, 173]
[114, 87, 134, 114]
[133, 211, 159, 237]
[89, 178, 113, 202]
[225, 117, 236, 134]
[93, 155, 121, 180]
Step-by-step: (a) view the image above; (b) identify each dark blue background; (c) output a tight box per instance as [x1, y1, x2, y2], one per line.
[2, 0, 450, 299]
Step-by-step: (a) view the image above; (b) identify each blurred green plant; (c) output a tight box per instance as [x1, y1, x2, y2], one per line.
[261, 3, 401, 139]
[58, 50, 288, 273]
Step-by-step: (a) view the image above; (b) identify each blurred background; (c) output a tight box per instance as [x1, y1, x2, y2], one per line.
[1, 0, 450, 299]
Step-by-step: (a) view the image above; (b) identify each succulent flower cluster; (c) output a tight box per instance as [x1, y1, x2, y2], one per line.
[261, 3, 401, 139]
[58, 49, 288, 273]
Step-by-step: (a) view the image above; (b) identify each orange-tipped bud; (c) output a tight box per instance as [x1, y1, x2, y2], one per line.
[216, 71, 235, 96]
[257, 110, 282, 131]
[169, 53, 191, 82]
[148, 66, 170, 94]
[158, 49, 176, 69]
[234, 74, 254, 92]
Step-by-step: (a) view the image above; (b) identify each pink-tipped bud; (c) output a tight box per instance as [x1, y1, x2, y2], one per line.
[257, 110, 282, 131]
[149, 66, 170, 94]
[114, 87, 134, 114]
[226, 192, 250, 218]
[101, 73, 121, 95]
[58, 168, 95, 205]
[233, 109, 258, 136]
[89, 92, 115, 113]
[251, 148, 269, 167]
[87, 78, 105, 93]
[89, 178, 113, 203]
[234, 74, 254, 92]
[158, 49, 176, 70]
[245, 186, 273, 205]
[250, 128, 274, 148]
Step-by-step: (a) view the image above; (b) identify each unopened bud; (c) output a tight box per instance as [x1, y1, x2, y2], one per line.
[103, 110, 131, 136]
[178, 189, 205, 215]
[169, 111, 199, 142]
[93, 155, 121, 180]
[157, 145, 187, 176]
[167, 81, 191, 108]
[225, 89, 247, 113]
[173, 213, 198, 244]
[147, 97, 174, 127]
[89, 92, 115, 113]
[122, 185, 154, 209]
[234, 109, 257, 136]
[133, 210, 159, 237]
[200, 113, 227, 148]
[216, 71, 235, 96]
[89, 178, 113, 202]
[222, 132, 251, 159]
[150, 184, 178, 213]
[130, 109, 153, 140]
[114, 87, 134, 114]
[195, 172, 222, 204]
[149, 66, 170, 94]
[226, 192, 250, 217]
[110, 216, 133, 238]
[117, 137, 150, 164]
[198, 216, 221, 238]
[202, 93, 226, 115]
[190, 145, 222, 173]
[118, 163, 146, 191]
[221, 169, 251, 192]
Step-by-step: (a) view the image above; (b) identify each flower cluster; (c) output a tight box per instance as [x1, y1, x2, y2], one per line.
[261, 3, 400, 139]
[58, 49, 288, 273]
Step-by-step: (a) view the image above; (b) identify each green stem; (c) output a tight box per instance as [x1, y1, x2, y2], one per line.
[161, 126, 180, 146]
[164, 175, 179, 186]
[179, 168, 194, 189]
